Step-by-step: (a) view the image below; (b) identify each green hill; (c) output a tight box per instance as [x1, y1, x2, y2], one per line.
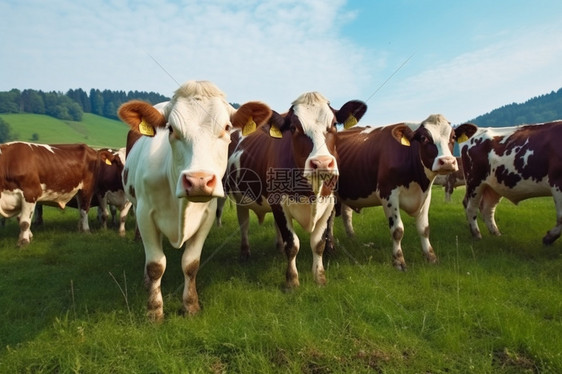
[0, 113, 130, 149]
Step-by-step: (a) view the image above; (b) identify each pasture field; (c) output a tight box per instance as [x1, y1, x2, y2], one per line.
[0, 187, 560, 373]
[0, 113, 129, 149]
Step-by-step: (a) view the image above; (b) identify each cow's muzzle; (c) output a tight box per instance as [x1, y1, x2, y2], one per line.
[181, 171, 218, 201]
[304, 156, 339, 195]
[434, 155, 458, 174]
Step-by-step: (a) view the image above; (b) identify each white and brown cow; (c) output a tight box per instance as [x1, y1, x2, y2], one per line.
[0, 142, 118, 246]
[455, 120, 562, 244]
[226, 92, 367, 288]
[96, 147, 132, 237]
[119, 80, 271, 320]
[335, 114, 458, 270]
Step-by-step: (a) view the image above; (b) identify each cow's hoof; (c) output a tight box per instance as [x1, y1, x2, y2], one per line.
[17, 239, 30, 247]
[543, 232, 560, 245]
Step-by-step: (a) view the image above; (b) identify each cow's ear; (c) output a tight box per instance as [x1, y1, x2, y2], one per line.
[391, 124, 414, 146]
[118, 100, 167, 137]
[455, 123, 478, 143]
[231, 101, 272, 135]
[266, 111, 285, 138]
[335, 100, 368, 129]
[99, 150, 115, 165]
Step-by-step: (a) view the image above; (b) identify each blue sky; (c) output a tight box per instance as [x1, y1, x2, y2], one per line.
[1, 0, 561, 126]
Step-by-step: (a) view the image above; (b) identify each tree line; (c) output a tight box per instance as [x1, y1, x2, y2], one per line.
[468, 87, 562, 127]
[0, 88, 170, 122]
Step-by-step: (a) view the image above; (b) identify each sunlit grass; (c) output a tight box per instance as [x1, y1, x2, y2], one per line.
[0, 188, 561, 373]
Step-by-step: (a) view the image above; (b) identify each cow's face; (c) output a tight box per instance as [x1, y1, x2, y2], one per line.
[392, 114, 458, 174]
[118, 81, 271, 202]
[280, 92, 367, 193]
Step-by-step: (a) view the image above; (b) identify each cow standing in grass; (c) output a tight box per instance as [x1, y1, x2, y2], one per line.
[119, 80, 271, 320]
[226, 92, 367, 288]
[0, 142, 118, 246]
[455, 120, 562, 244]
[334, 114, 458, 270]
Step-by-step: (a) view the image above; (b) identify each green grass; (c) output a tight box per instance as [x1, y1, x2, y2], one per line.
[0, 187, 561, 373]
[0, 113, 129, 148]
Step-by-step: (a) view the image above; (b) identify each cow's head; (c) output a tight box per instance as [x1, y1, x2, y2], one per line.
[270, 92, 367, 194]
[118, 80, 271, 202]
[391, 114, 458, 174]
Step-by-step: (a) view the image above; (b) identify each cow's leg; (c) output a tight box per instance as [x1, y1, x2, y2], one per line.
[97, 194, 109, 229]
[17, 201, 36, 247]
[480, 187, 502, 236]
[273, 223, 284, 253]
[272, 205, 300, 288]
[323, 208, 336, 254]
[415, 195, 437, 264]
[137, 206, 166, 321]
[463, 188, 483, 239]
[75, 194, 92, 233]
[382, 196, 407, 270]
[543, 191, 562, 245]
[341, 203, 355, 237]
[118, 200, 133, 237]
[309, 204, 333, 286]
[236, 205, 251, 259]
[181, 203, 215, 316]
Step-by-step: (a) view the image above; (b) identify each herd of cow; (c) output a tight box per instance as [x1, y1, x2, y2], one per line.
[1, 80, 561, 321]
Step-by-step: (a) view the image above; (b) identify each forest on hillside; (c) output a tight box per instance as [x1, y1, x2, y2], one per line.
[467, 87, 562, 126]
[0, 88, 170, 122]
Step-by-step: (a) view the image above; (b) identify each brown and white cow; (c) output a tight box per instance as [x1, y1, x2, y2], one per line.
[434, 157, 465, 201]
[226, 92, 367, 288]
[96, 147, 132, 236]
[335, 114, 458, 270]
[119, 80, 271, 320]
[455, 120, 562, 244]
[0, 142, 118, 246]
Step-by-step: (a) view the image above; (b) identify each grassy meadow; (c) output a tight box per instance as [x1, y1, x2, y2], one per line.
[0, 113, 130, 149]
[0, 186, 560, 373]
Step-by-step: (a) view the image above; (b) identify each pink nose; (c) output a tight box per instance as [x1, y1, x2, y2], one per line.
[183, 172, 217, 197]
[309, 156, 336, 172]
[436, 156, 458, 172]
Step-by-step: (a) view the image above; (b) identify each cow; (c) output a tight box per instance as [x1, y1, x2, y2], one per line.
[454, 120, 562, 244]
[95, 147, 132, 236]
[334, 114, 458, 270]
[118, 80, 271, 320]
[226, 92, 367, 289]
[434, 157, 465, 201]
[0, 142, 119, 246]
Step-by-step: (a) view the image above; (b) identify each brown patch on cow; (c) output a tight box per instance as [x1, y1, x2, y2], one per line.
[423, 226, 430, 238]
[392, 227, 404, 241]
[184, 260, 200, 315]
[146, 262, 164, 281]
[314, 239, 326, 256]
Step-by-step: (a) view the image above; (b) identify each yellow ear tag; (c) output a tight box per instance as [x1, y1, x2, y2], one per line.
[457, 133, 469, 143]
[139, 119, 155, 137]
[242, 117, 257, 136]
[344, 115, 358, 129]
[400, 136, 411, 146]
[105, 159, 112, 166]
[269, 125, 283, 138]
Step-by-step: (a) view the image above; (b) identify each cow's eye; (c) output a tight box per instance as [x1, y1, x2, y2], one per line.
[167, 125, 177, 139]
[224, 123, 232, 132]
